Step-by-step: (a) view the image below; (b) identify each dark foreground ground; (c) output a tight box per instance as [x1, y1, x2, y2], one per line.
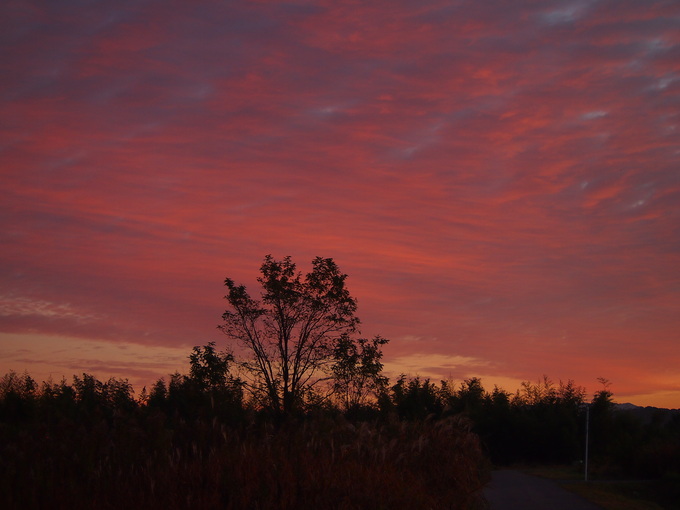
[484, 470, 603, 510]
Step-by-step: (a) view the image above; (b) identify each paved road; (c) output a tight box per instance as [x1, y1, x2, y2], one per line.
[483, 470, 602, 510]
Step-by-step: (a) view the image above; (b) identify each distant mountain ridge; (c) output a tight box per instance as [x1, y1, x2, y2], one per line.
[614, 402, 680, 426]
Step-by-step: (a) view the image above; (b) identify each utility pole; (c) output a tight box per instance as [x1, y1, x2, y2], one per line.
[584, 403, 590, 482]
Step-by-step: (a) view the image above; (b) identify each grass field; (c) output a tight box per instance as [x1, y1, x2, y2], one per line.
[563, 479, 680, 510]
[521, 465, 680, 510]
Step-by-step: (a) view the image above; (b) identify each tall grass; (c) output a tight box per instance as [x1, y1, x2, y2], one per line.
[1, 409, 488, 509]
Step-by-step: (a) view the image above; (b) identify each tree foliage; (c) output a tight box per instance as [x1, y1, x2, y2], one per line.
[188, 341, 237, 392]
[331, 334, 389, 411]
[219, 255, 361, 416]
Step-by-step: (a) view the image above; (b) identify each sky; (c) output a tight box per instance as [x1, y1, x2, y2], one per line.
[1, 0, 679, 408]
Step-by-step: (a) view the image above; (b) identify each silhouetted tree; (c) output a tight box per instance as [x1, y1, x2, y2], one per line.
[388, 376, 443, 419]
[557, 379, 587, 408]
[590, 377, 615, 460]
[331, 334, 389, 411]
[38, 377, 77, 420]
[219, 255, 360, 416]
[0, 371, 37, 421]
[188, 341, 239, 391]
[70, 373, 137, 420]
[146, 343, 243, 421]
[455, 377, 486, 414]
[148, 378, 168, 409]
[520, 375, 557, 406]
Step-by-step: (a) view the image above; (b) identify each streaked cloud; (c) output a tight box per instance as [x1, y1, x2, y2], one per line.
[0, 295, 103, 322]
[1, 0, 679, 407]
[0, 333, 188, 389]
[387, 352, 491, 380]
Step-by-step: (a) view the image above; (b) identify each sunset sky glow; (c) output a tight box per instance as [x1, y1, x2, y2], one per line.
[2, 0, 679, 407]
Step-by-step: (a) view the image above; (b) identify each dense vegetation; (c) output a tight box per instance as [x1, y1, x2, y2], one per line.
[387, 375, 680, 479]
[0, 365, 488, 510]
[2, 362, 679, 509]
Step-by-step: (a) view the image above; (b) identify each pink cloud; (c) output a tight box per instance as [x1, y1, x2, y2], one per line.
[1, 0, 678, 407]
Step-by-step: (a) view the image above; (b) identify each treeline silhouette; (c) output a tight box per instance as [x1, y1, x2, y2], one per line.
[2, 363, 679, 509]
[0, 363, 487, 510]
[383, 375, 680, 478]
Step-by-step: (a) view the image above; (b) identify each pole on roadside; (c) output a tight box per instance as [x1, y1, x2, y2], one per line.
[584, 403, 590, 482]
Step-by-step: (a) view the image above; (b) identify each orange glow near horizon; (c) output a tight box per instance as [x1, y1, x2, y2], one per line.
[1, 0, 679, 409]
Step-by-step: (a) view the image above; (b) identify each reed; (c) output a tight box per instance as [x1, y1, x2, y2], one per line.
[1, 411, 488, 509]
